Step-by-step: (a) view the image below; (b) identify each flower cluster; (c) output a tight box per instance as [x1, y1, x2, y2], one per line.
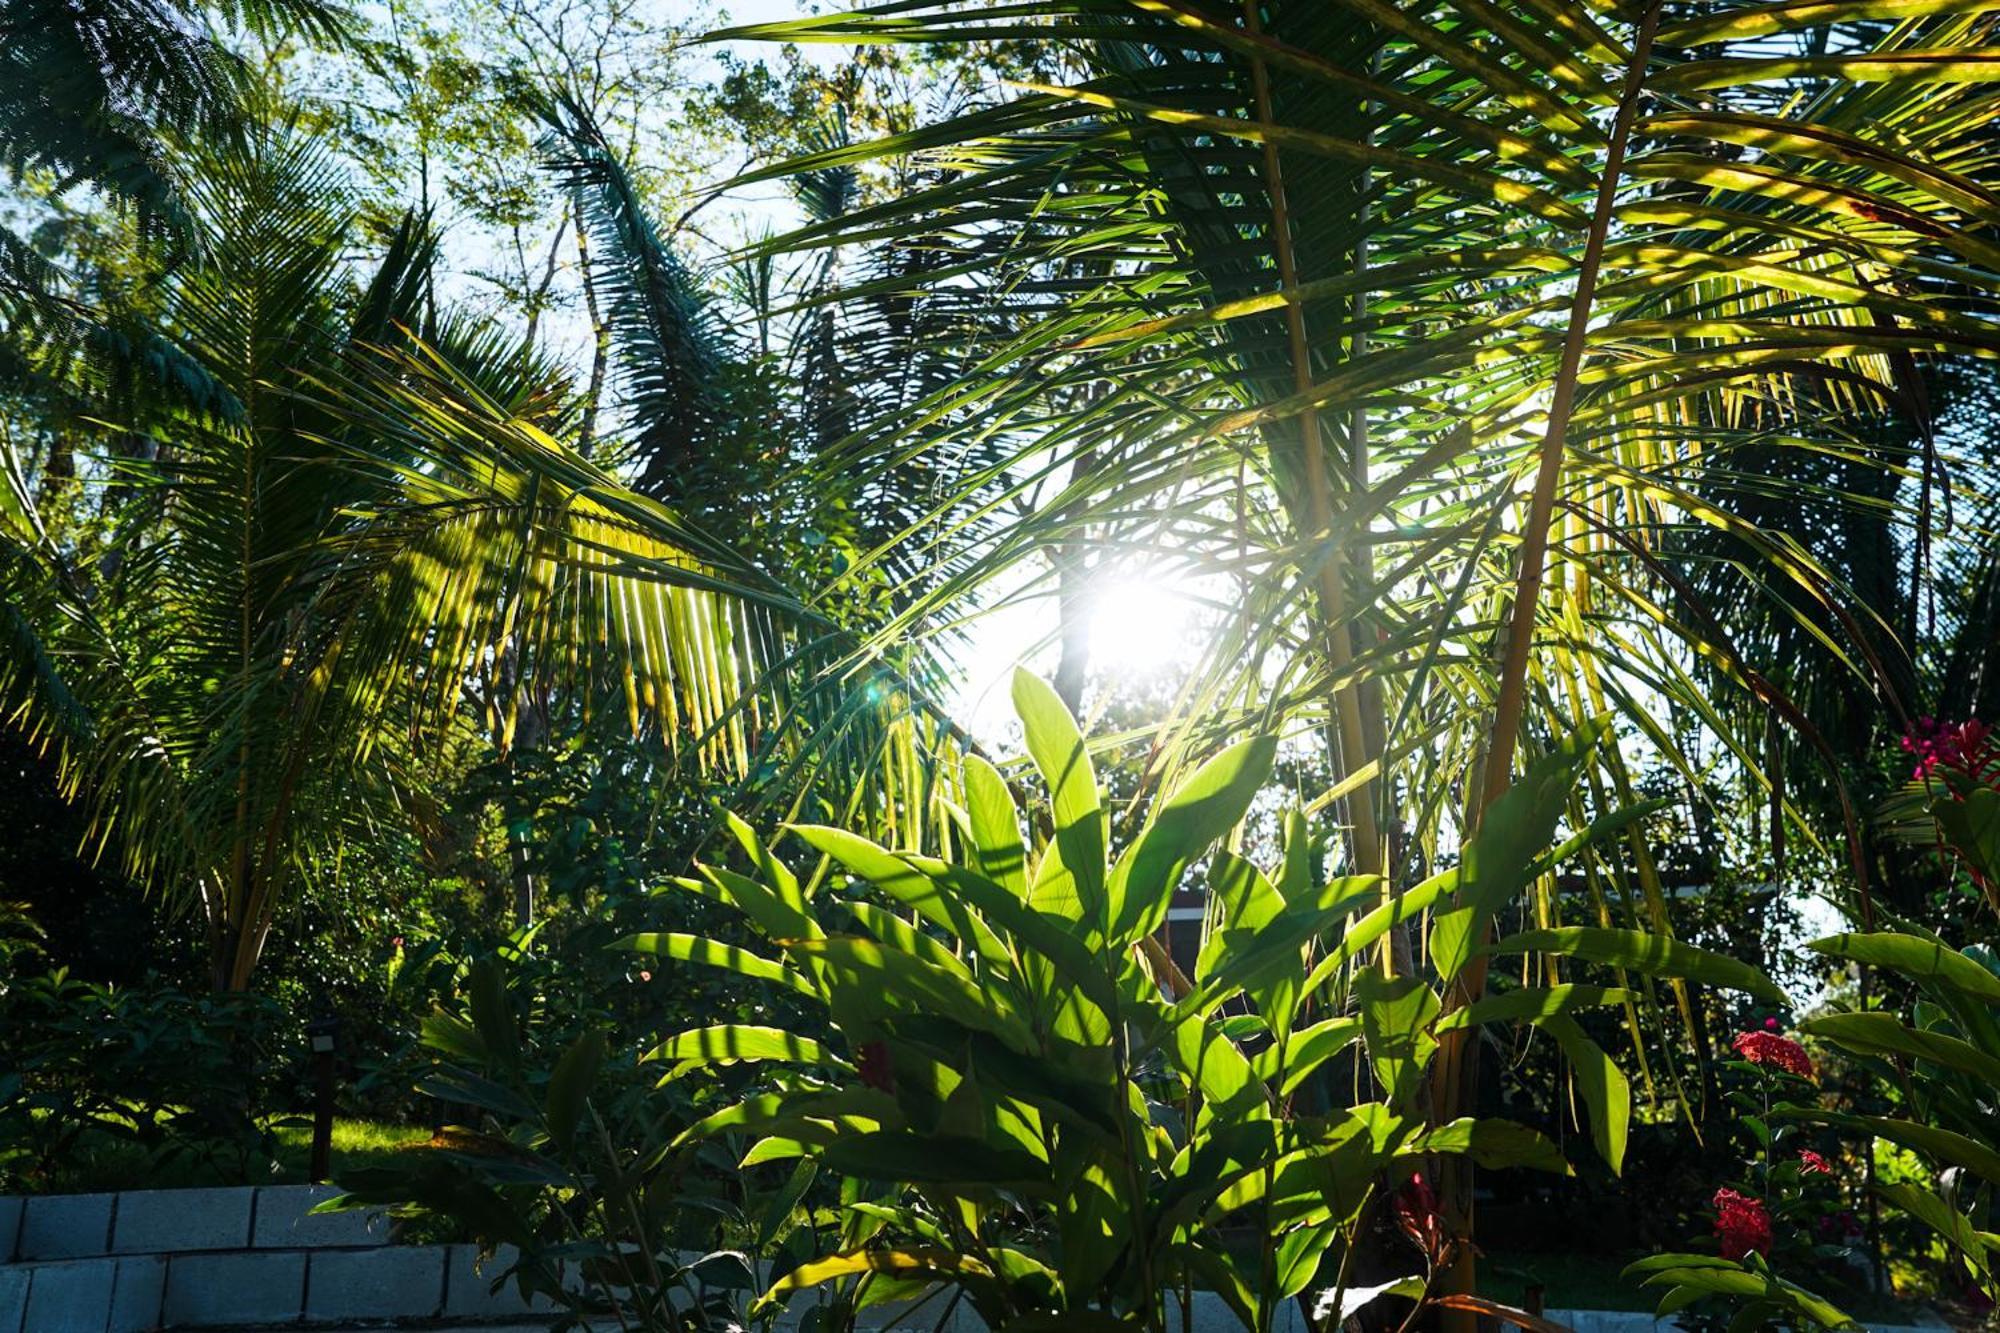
[1797, 1148, 1833, 1176]
[1731, 1029, 1814, 1079]
[1713, 1187, 1773, 1260]
[1901, 716, 1995, 782]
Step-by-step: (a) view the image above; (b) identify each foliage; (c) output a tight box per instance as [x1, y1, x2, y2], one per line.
[332, 952, 818, 1332]
[622, 672, 1775, 1330]
[0, 970, 293, 1191]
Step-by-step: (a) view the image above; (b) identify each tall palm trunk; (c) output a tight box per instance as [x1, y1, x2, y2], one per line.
[1240, 2, 1385, 895]
[1431, 5, 1663, 1318]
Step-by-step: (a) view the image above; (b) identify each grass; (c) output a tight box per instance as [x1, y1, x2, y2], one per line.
[7, 1115, 432, 1195]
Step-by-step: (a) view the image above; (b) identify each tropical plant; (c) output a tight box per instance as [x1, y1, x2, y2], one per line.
[1620, 1025, 1871, 1331]
[0, 970, 292, 1191]
[1776, 734, 2000, 1314]
[615, 672, 1779, 1330]
[0, 105, 978, 988]
[715, 3, 2000, 1304]
[331, 951, 828, 1332]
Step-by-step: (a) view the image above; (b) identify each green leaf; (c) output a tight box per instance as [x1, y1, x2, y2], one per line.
[1012, 668, 1106, 930]
[466, 959, 520, 1079]
[1936, 786, 2000, 885]
[1874, 1180, 1992, 1276]
[753, 1247, 998, 1316]
[647, 1024, 844, 1079]
[1808, 932, 2000, 1004]
[1536, 1013, 1629, 1174]
[1434, 984, 1638, 1031]
[1107, 734, 1277, 947]
[1782, 1108, 2000, 1185]
[820, 1131, 1052, 1191]
[1495, 927, 1785, 1004]
[964, 754, 1028, 899]
[1431, 717, 1611, 983]
[545, 1028, 605, 1152]
[1415, 1118, 1573, 1175]
[1357, 973, 1440, 1111]
[612, 932, 819, 997]
[756, 1159, 817, 1253]
[1801, 1011, 2000, 1086]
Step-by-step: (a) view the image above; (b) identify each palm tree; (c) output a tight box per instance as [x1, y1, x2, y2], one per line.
[713, 0, 2000, 1308]
[0, 0, 348, 407]
[0, 95, 1000, 989]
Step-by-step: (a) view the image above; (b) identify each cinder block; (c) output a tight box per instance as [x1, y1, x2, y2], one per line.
[303, 1244, 445, 1321]
[113, 1187, 253, 1255]
[21, 1257, 116, 1333]
[0, 1264, 27, 1333]
[162, 1250, 305, 1327]
[443, 1244, 562, 1318]
[0, 1196, 23, 1262]
[19, 1193, 116, 1260]
[108, 1254, 166, 1333]
[251, 1184, 385, 1249]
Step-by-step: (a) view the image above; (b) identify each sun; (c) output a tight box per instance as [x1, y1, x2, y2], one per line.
[1087, 567, 1202, 677]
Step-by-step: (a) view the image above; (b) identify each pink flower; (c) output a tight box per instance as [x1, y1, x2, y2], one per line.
[637, 970, 652, 982]
[390, 936, 404, 950]
[1764, 1017, 1781, 1031]
[1902, 717, 1996, 781]
[1714, 1187, 1772, 1260]
[1732, 1029, 1814, 1079]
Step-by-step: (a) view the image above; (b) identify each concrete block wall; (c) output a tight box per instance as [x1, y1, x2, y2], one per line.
[0, 1183, 547, 1330]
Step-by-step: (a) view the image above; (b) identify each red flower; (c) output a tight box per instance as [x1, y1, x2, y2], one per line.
[1798, 1148, 1833, 1176]
[1763, 1016, 1780, 1031]
[855, 1039, 895, 1093]
[390, 935, 405, 950]
[1731, 1029, 1814, 1079]
[1713, 1187, 1772, 1260]
[1902, 717, 1996, 782]
[1393, 1171, 1449, 1266]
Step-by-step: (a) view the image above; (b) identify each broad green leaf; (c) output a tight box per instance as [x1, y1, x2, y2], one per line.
[752, 1247, 996, 1315]
[1055, 1149, 1128, 1301]
[1253, 1016, 1362, 1096]
[1012, 668, 1106, 928]
[790, 826, 1012, 969]
[699, 863, 823, 947]
[1932, 786, 2000, 886]
[1874, 1180, 1991, 1276]
[466, 959, 519, 1078]
[1107, 733, 1277, 947]
[1415, 1118, 1573, 1175]
[1807, 932, 2000, 1004]
[1431, 717, 1611, 983]
[1783, 1108, 2000, 1185]
[1357, 973, 1440, 1111]
[963, 754, 1028, 899]
[1495, 927, 1785, 1004]
[612, 932, 819, 997]
[544, 1028, 605, 1152]
[1536, 1013, 1629, 1174]
[1800, 1011, 2000, 1086]
[786, 935, 1037, 1052]
[647, 1024, 845, 1079]
[821, 1131, 1051, 1191]
[1434, 984, 1638, 1031]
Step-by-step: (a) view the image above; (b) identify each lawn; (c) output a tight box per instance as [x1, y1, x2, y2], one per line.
[5, 1116, 433, 1195]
